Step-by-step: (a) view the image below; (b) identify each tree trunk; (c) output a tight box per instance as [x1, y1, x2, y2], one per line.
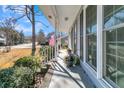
[31, 5, 36, 56]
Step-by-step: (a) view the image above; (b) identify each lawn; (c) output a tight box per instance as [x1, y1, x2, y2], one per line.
[0, 48, 40, 69]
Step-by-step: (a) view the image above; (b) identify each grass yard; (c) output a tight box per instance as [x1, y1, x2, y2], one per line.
[0, 48, 40, 69]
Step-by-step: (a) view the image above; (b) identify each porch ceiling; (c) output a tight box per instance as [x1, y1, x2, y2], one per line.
[39, 5, 82, 32]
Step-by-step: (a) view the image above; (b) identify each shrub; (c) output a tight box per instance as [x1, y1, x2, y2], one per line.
[0, 68, 15, 88]
[11, 66, 34, 88]
[0, 56, 42, 88]
[15, 56, 41, 72]
[0, 66, 34, 88]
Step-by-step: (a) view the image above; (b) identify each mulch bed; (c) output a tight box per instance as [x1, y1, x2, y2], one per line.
[34, 64, 54, 88]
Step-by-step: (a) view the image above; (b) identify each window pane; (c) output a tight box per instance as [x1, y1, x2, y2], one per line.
[106, 30, 116, 42]
[104, 28, 124, 87]
[117, 27, 124, 41]
[86, 6, 90, 34]
[86, 5, 97, 69]
[87, 34, 97, 68]
[104, 6, 114, 28]
[86, 5, 97, 34]
[106, 54, 117, 83]
[106, 43, 116, 55]
[104, 6, 124, 29]
[114, 6, 124, 25]
[74, 24, 77, 54]
[104, 6, 113, 18]
[117, 57, 124, 87]
[71, 29, 74, 51]
[80, 10, 83, 60]
[105, 30, 116, 55]
[91, 6, 97, 33]
[117, 27, 124, 88]
[117, 43, 124, 57]
[104, 22, 124, 87]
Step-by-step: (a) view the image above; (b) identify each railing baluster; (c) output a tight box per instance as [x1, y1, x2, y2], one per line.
[49, 46, 51, 60]
[51, 47, 53, 60]
[45, 47, 47, 62]
[47, 46, 48, 62]
[50, 47, 52, 60]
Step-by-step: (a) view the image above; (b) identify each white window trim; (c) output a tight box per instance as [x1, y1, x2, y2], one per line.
[97, 5, 103, 79]
[83, 5, 87, 63]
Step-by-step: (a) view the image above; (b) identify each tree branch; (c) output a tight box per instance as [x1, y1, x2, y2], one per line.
[25, 5, 32, 23]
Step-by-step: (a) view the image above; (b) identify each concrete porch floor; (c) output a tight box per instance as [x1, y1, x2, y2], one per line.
[48, 49, 95, 88]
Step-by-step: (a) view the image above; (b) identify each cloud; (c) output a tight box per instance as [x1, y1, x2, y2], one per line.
[35, 22, 42, 30]
[25, 20, 30, 23]
[15, 21, 43, 36]
[15, 24, 32, 33]
[1, 5, 25, 15]
[2, 5, 8, 13]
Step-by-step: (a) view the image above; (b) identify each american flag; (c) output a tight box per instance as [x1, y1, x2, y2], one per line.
[49, 35, 55, 47]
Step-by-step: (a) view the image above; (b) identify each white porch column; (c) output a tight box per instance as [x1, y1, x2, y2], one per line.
[47, 47, 48, 62]
[60, 32, 62, 49]
[77, 15, 80, 56]
[56, 25, 59, 56]
[97, 5, 103, 79]
[83, 6, 87, 63]
[55, 19, 57, 60]
[68, 30, 71, 49]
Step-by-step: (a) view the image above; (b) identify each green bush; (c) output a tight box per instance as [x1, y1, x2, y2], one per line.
[0, 56, 41, 88]
[0, 66, 34, 88]
[11, 66, 34, 88]
[0, 68, 15, 88]
[15, 56, 41, 72]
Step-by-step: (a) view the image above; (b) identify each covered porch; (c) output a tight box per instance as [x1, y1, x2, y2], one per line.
[39, 5, 95, 88]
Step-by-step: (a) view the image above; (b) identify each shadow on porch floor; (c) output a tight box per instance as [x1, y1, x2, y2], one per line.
[48, 49, 96, 88]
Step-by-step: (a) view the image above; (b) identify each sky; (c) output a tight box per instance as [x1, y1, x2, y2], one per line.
[0, 5, 55, 37]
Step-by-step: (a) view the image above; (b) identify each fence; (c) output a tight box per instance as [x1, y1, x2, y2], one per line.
[40, 45, 55, 63]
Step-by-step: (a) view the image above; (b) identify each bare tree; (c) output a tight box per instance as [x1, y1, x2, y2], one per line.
[10, 29, 21, 45]
[7, 5, 48, 56]
[37, 29, 46, 45]
[0, 18, 17, 52]
[19, 30, 25, 44]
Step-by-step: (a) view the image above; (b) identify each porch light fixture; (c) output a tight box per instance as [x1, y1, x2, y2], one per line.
[48, 15, 52, 19]
[65, 17, 68, 21]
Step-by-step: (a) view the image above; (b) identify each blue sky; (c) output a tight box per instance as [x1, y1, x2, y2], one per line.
[0, 5, 55, 36]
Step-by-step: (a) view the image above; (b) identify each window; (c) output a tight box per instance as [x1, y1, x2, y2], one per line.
[71, 28, 74, 51]
[74, 22, 77, 54]
[86, 5, 97, 69]
[80, 10, 83, 60]
[104, 5, 124, 88]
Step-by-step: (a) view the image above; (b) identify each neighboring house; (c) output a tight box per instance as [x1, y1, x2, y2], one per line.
[0, 31, 6, 45]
